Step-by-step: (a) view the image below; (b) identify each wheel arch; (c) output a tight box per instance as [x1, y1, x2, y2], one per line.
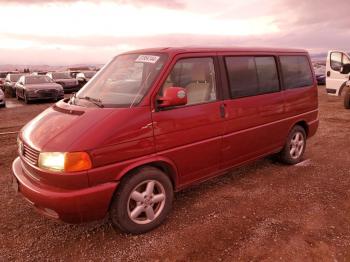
[290, 120, 309, 137]
[115, 157, 179, 190]
[339, 82, 349, 96]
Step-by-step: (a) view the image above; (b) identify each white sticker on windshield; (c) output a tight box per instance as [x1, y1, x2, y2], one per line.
[135, 55, 160, 64]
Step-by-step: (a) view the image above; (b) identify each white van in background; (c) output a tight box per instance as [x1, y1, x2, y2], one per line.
[326, 50, 350, 96]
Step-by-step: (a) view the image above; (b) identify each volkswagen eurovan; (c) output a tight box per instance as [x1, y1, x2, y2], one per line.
[12, 47, 319, 234]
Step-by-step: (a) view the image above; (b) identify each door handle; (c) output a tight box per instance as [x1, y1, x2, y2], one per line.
[327, 71, 331, 77]
[219, 103, 226, 118]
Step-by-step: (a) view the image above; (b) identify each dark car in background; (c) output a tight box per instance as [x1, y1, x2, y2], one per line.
[0, 88, 5, 107]
[0, 72, 10, 91]
[76, 71, 96, 87]
[15, 75, 64, 103]
[46, 72, 79, 92]
[4, 73, 23, 97]
[313, 63, 326, 85]
[315, 67, 326, 85]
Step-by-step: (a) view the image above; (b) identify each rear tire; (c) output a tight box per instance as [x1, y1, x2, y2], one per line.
[279, 125, 306, 165]
[110, 167, 173, 234]
[344, 88, 350, 109]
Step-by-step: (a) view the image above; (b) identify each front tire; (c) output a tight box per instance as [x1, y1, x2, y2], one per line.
[279, 125, 306, 165]
[15, 90, 20, 100]
[24, 92, 29, 104]
[110, 167, 173, 234]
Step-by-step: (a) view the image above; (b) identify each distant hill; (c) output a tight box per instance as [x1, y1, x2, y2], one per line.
[0, 64, 104, 72]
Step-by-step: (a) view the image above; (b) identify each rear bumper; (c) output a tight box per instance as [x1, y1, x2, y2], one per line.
[12, 157, 118, 223]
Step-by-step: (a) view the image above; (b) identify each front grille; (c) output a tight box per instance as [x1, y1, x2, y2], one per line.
[37, 89, 57, 97]
[22, 143, 40, 166]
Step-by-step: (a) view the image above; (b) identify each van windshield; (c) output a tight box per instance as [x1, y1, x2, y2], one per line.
[72, 53, 167, 108]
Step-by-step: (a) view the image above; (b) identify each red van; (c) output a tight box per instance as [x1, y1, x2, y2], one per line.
[12, 47, 318, 234]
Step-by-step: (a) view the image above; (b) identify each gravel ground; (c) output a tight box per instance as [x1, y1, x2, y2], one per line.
[0, 87, 350, 261]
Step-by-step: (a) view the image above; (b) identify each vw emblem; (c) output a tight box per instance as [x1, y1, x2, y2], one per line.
[177, 90, 186, 99]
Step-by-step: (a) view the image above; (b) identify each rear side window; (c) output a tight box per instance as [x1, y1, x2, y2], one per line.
[280, 56, 313, 89]
[225, 56, 279, 98]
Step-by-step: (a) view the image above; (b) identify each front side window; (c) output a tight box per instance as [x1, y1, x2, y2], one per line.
[159, 57, 217, 105]
[330, 52, 343, 71]
[280, 56, 313, 89]
[74, 53, 167, 108]
[342, 53, 350, 65]
[225, 56, 279, 98]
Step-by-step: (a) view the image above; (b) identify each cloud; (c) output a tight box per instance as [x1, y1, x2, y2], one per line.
[0, 0, 185, 9]
[0, 0, 349, 65]
[2, 30, 348, 65]
[274, 0, 350, 29]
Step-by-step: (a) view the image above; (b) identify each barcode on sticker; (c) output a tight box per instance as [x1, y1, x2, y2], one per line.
[135, 55, 160, 64]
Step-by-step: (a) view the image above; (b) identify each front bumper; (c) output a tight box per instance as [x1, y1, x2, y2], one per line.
[27, 90, 64, 101]
[12, 157, 118, 223]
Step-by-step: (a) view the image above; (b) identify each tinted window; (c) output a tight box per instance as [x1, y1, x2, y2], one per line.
[84, 71, 96, 78]
[280, 56, 313, 89]
[160, 57, 217, 105]
[225, 56, 279, 98]
[255, 57, 280, 94]
[330, 52, 342, 71]
[52, 72, 71, 79]
[10, 74, 22, 82]
[25, 76, 53, 84]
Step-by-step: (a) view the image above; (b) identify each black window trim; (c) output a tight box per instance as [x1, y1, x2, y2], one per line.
[223, 55, 282, 100]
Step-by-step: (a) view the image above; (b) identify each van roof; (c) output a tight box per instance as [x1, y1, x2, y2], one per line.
[122, 46, 308, 55]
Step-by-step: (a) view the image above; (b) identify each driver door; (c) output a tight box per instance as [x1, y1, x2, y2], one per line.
[151, 54, 225, 187]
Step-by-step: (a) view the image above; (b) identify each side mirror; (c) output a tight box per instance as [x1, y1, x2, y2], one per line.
[340, 64, 350, 74]
[158, 87, 187, 108]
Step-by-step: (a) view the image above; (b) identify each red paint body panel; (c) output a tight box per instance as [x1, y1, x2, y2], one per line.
[13, 157, 117, 223]
[152, 101, 224, 185]
[12, 47, 319, 224]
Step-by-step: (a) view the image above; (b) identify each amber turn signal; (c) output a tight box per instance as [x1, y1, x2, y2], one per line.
[64, 152, 92, 172]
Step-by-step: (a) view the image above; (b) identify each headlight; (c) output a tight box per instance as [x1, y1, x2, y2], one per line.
[38, 152, 92, 172]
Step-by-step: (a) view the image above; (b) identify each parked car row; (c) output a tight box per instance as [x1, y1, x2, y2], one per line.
[0, 88, 5, 107]
[313, 64, 326, 85]
[0, 69, 97, 106]
[15, 75, 64, 103]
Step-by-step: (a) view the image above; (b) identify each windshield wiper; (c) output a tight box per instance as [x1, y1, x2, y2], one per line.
[78, 96, 104, 108]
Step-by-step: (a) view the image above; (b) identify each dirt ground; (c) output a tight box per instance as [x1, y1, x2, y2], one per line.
[0, 87, 350, 261]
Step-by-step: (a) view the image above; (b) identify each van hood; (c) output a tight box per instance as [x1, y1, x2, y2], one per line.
[25, 83, 62, 90]
[20, 99, 116, 152]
